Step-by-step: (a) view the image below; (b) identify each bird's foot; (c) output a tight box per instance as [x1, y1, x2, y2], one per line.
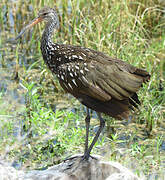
[63, 155, 80, 162]
[81, 153, 98, 161]
[63, 154, 98, 163]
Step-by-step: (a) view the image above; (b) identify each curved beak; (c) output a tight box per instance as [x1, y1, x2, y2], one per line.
[15, 16, 43, 40]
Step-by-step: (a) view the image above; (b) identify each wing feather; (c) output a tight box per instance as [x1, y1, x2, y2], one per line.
[80, 61, 144, 101]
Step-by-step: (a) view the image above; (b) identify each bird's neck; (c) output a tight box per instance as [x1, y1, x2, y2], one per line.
[41, 21, 55, 46]
[40, 20, 58, 69]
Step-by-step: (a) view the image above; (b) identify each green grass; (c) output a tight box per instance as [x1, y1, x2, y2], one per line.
[0, 0, 164, 178]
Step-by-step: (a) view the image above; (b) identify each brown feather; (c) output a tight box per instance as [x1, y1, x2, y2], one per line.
[55, 45, 150, 120]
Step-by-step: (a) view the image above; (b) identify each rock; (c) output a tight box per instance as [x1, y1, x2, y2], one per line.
[0, 155, 142, 180]
[0, 162, 24, 180]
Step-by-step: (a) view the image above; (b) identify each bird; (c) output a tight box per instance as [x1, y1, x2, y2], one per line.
[15, 6, 150, 160]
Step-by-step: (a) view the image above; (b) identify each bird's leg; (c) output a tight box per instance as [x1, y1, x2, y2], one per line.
[83, 112, 105, 160]
[84, 108, 90, 154]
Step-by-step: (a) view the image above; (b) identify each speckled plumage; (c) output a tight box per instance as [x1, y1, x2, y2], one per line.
[16, 7, 150, 160]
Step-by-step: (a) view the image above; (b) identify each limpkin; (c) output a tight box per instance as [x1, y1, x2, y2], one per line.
[15, 7, 150, 160]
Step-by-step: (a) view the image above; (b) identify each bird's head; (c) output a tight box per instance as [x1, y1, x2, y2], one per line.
[15, 7, 59, 40]
[38, 7, 59, 24]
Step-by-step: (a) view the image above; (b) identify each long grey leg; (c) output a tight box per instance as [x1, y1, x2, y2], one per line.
[84, 108, 90, 154]
[83, 112, 105, 160]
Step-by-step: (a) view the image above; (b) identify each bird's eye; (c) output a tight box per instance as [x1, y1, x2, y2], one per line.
[43, 12, 48, 16]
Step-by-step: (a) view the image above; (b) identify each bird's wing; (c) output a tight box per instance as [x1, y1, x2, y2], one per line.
[57, 45, 150, 102]
[75, 51, 150, 102]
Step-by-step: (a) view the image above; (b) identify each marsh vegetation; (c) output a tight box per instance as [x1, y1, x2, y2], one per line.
[0, 0, 164, 179]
